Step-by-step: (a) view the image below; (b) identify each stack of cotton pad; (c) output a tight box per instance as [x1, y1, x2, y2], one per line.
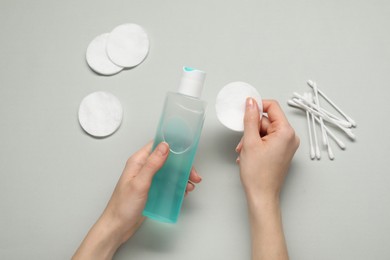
[78, 91, 123, 137]
[86, 23, 149, 76]
[288, 80, 357, 160]
[216, 82, 263, 132]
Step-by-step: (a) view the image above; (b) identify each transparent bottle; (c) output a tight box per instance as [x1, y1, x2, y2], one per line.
[143, 67, 207, 223]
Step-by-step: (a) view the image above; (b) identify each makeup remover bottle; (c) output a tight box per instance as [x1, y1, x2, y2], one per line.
[143, 67, 207, 223]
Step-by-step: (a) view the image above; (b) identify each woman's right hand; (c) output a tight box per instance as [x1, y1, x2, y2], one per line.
[236, 98, 300, 202]
[236, 98, 299, 260]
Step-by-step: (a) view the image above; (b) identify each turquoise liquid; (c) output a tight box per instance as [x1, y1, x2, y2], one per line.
[143, 92, 206, 223]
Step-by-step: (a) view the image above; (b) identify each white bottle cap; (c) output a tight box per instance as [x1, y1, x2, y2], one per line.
[177, 67, 206, 98]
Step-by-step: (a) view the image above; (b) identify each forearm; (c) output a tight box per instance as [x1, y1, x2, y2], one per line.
[247, 194, 288, 260]
[72, 215, 125, 260]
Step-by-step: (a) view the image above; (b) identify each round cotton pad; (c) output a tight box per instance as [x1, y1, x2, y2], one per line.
[216, 82, 263, 132]
[78, 91, 123, 137]
[86, 33, 123, 76]
[106, 23, 149, 68]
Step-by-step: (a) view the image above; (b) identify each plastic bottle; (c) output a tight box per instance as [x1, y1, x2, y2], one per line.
[143, 67, 207, 223]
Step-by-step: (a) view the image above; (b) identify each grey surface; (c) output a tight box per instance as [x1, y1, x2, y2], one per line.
[1, 0, 389, 259]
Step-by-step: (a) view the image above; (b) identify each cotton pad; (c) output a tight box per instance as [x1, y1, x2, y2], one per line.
[106, 23, 149, 68]
[78, 91, 123, 137]
[86, 33, 123, 76]
[216, 82, 263, 132]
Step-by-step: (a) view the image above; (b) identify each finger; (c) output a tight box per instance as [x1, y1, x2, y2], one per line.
[137, 142, 170, 183]
[121, 141, 154, 181]
[189, 167, 202, 183]
[243, 97, 261, 144]
[185, 182, 195, 193]
[262, 100, 288, 124]
[259, 116, 271, 137]
[235, 137, 243, 153]
[125, 141, 153, 171]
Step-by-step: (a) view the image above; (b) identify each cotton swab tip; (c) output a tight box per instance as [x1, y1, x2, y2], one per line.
[315, 147, 321, 160]
[287, 100, 299, 107]
[345, 130, 356, 140]
[310, 148, 315, 160]
[347, 117, 357, 127]
[328, 147, 335, 160]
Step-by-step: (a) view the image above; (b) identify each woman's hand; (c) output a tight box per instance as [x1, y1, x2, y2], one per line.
[73, 141, 202, 260]
[236, 98, 300, 202]
[236, 98, 299, 260]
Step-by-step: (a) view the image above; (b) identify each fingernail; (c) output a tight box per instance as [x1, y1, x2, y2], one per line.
[157, 142, 169, 156]
[246, 97, 254, 109]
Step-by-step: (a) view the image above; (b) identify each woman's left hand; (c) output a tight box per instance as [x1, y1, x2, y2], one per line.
[73, 141, 202, 260]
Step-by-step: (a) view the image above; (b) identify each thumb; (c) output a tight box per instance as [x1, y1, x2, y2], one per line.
[138, 142, 169, 182]
[243, 97, 261, 144]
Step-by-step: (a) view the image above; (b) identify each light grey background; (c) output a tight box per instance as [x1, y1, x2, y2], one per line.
[1, 0, 389, 259]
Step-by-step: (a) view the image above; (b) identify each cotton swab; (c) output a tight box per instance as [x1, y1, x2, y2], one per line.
[289, 98, 356, 140]
[307, 80, 357, 127]
[310, 103, 321, 159]
[303, 94, 315, 159]
[313, 115, 346, 150]
[288, 80, 357, 160]
[291, 98, 353, 130]
[310, 82, 327, 145]
[287, 100, 319, 158]
[288, 99, 348, 150]
[318, 106, 351, 127]
[311, 83, 335, 160]
[307, 113, 316, 159]
[324, 131, 334, 160]
[292, 93, 352, 128]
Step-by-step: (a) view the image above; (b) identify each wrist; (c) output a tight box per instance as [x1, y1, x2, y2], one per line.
[73, 215, 124, 260]
[95, 214, 125, 247]
[246, 192, 280, 216]
[246, 187, 280, 204]
[246, 194, 282, 235]
[245, 191, 288, 260]
[100, 208, 145, 244]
